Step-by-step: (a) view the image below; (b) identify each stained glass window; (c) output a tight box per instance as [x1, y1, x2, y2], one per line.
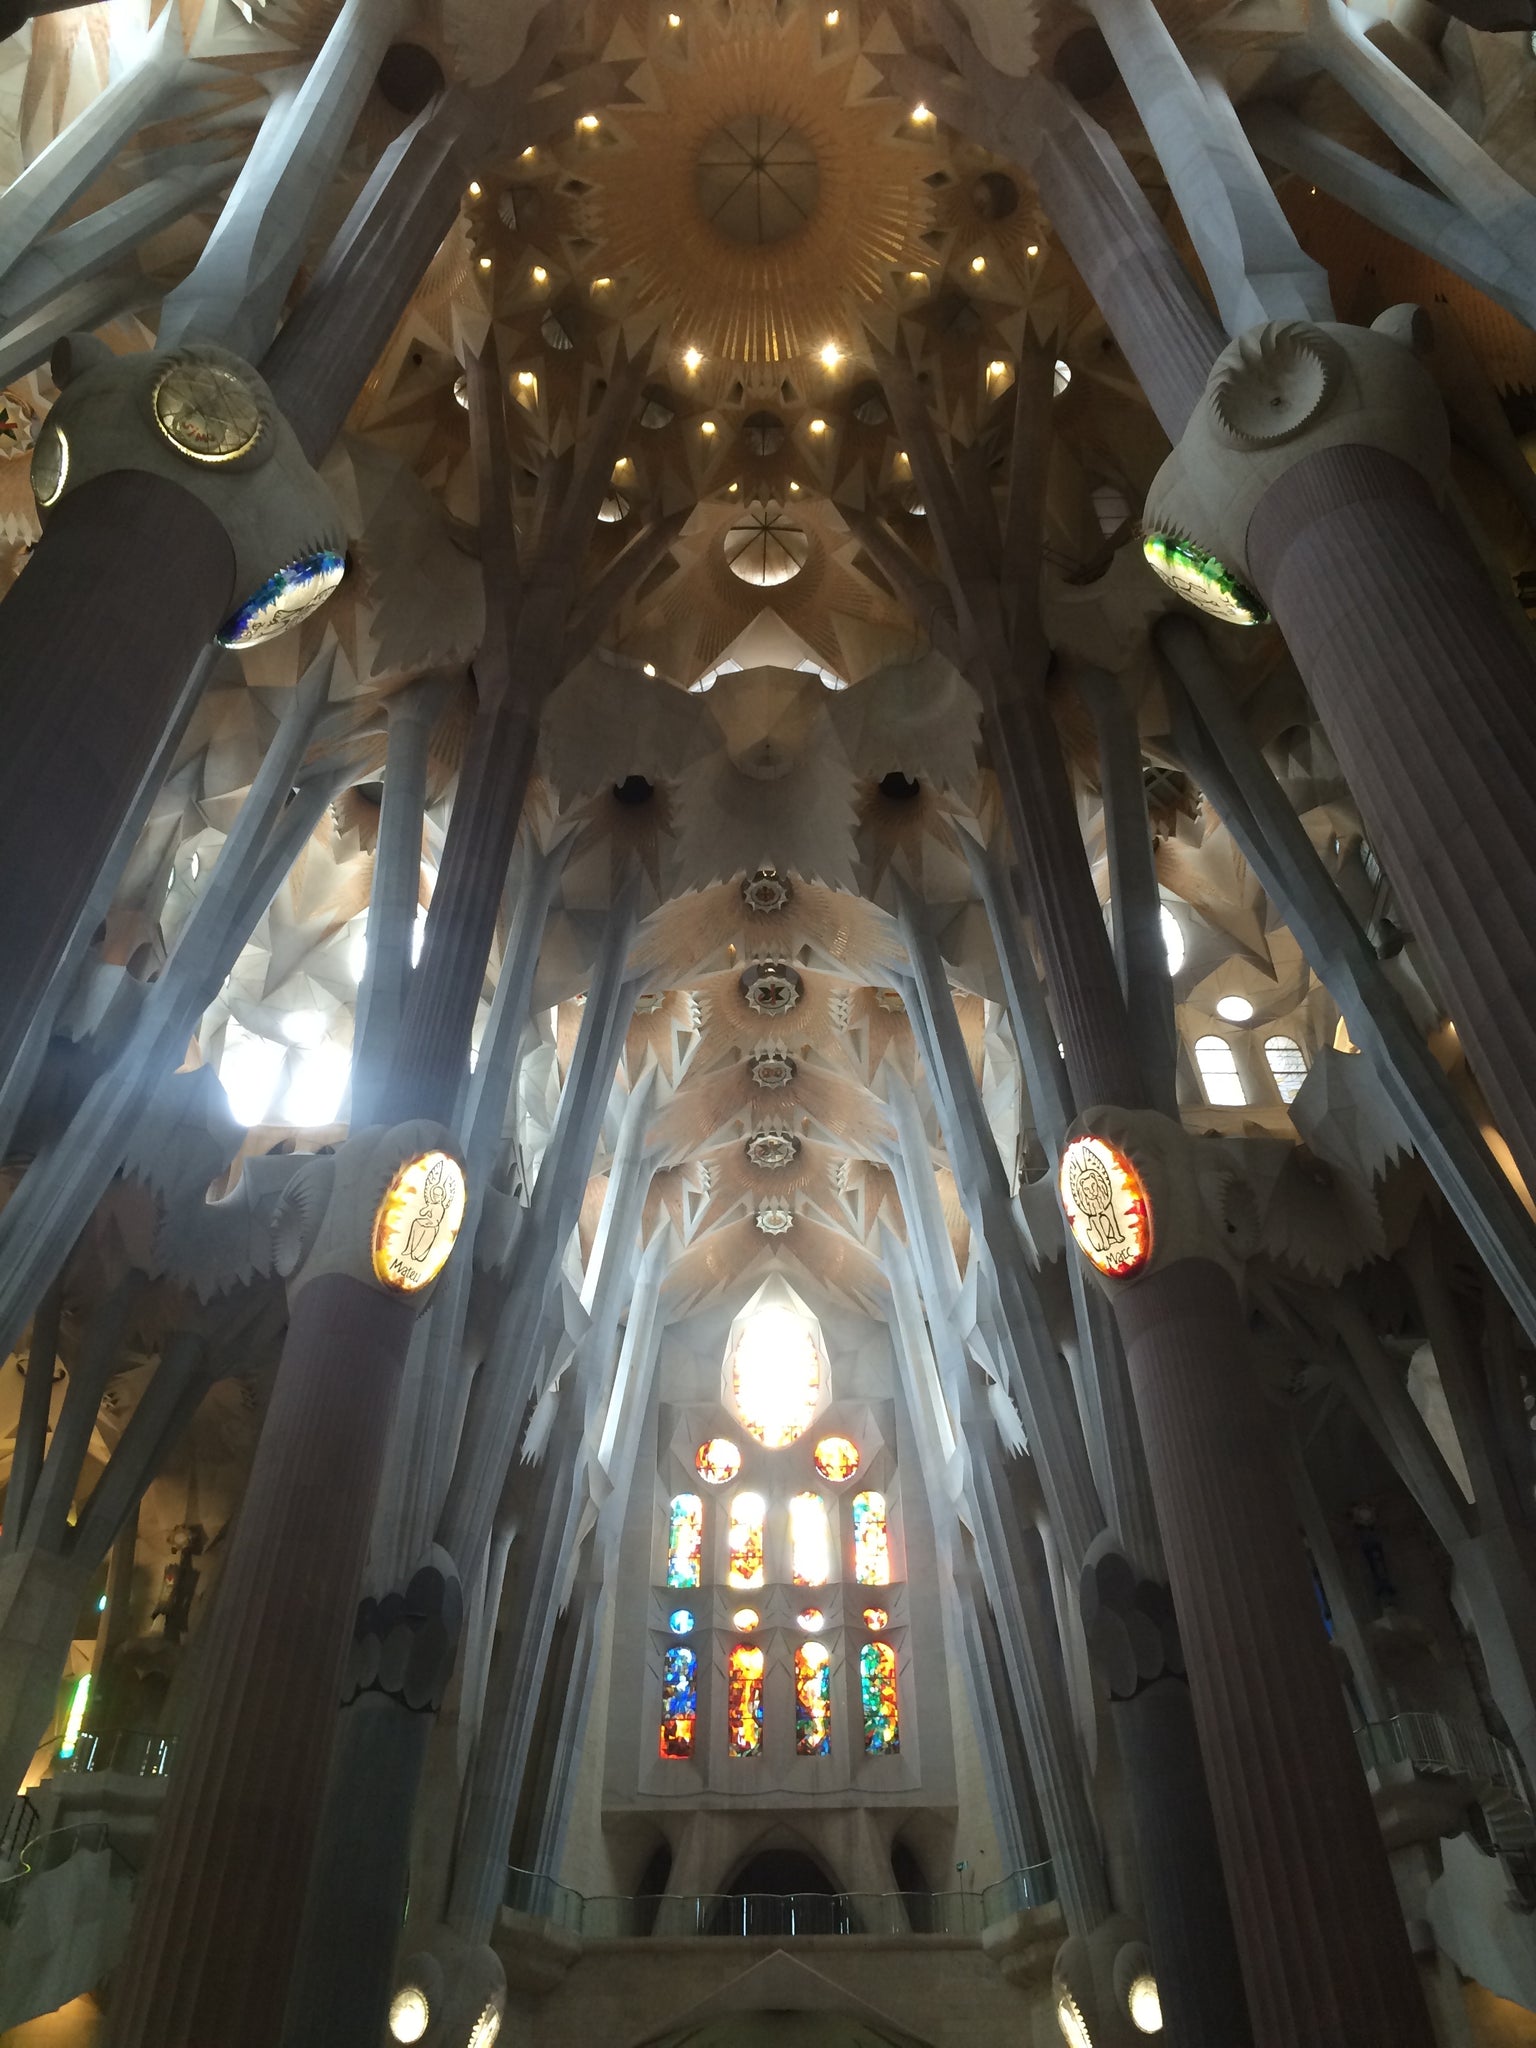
[789, 1491, 831, 1586]
[732, 1606, 760, 1631]
[731, 1302, 821, 1446]
[861, 1606, 888, 1630]
[1264, 1035, 1308, 1105]
[796, 1607, 825, 1632]
[660, 1645, 697, 1758]
[727, 1492, 766, 1589]
[813, 1435, 860, 1482]
[852, 1490, 891, 1585]
[728, 1643, 764, 1757]
[667, 1494, 703, 1588]
[668, 1608, 695, 1634]
[796, 1640, 832, 1756]
[695, 1437, 742, 1485]
[860, 1640, 899, 1753]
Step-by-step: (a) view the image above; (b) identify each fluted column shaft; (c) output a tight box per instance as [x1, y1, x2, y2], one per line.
[108, 1276, 416, 2048]
[1114, 1259, 1432, 2048]
[0, 472, 234, 1077]
[1248, 444, 1536, 1201]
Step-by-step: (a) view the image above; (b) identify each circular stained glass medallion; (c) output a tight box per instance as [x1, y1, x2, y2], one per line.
[732, 1606, 760, 1631]
[696, 1437, 742, 1485]
[1142, 531, 1269, 627]
[217, 549, 345, 649]
[30, 422, 68, 507]
[153, 357, 264, 463]
[862, 1606, 889, 1630]
[371, 1150, 468, 1293]
[797, 1608, 825, 1632]
[1058, 1132, 1153, 1280]
[813, 1435, 860, 1482]
[668, 1608, 695, 1634]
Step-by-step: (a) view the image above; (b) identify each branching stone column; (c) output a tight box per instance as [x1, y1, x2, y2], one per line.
[108, 1124, 469, 2048]
[0, 332, 345, 1077]
[1148, 311, 1536, 1204]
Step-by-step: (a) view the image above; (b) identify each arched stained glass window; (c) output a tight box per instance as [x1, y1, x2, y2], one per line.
[731, 1302, 821, 1446]
[660, 1645, 697, 1758]
[667, 1494, 702, 1588]
[860, 1641, 899, 1753]
[728, 1643, 764, 1757]
[789, 1491, 831, 1586]
[727, 1492, 766, 1589]
[1264, 1035, 1308, 1105]
[1194, 1035, 1246, 1107]
[796, 1640, 832, 1756]
[852, 1491, 890, 1585]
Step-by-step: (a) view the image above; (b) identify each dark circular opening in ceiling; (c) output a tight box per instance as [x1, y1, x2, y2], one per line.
[377, 43, 445, 117]
[878, 772, 921, 802]
[613, 775, 656, 806]
[1052, 26, 1118, 100]
[971, 170, 1019, 222]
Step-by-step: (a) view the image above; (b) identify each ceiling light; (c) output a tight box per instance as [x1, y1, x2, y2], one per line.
[1216, 995, 1255, 1023]
[911, 103, 934, 122]
[478, 256, 492, 270]
[908, 269, 926, 283]
[521, 145, 535, 159]
[700, 419, 716, 435]
[825, 7, 839, 20]
[819, 342, 842, 369]
[1054, 359, 1072, 396]
[591, 275, 612, 290]
[1026, 241, 1040, 257]
[809, 417, 827, 434]
[643, 663, 657, 676]
[789, 480, 800, 492]
[578, 113, 600, 130]
[467, 181, 482, 198]
[970, 254, 986, 273]
[530, 264, 547, 283]
[667, 9, 682, 21]
[683, 345, 703, 371]
[987, 358, 1008, 378]
[517, 370, 536, 387]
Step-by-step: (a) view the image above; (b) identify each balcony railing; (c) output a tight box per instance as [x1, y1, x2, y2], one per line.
[501, 1861, 1057, 1940]
[51, 1730, 177, 1780]
[1354, 1711, 1527, 1805]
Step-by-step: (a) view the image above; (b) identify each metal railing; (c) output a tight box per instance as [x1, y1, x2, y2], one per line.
[52, 1730, 177, 1780]
[0, 1823, 112, 1929]
[0, 1797, 38, 1868]
[1354, 1711, 1527, 1805]
[502, 1861, 1057, 1940]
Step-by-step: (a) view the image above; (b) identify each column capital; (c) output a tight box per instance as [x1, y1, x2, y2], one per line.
[31, 332, 347, 649]
[1141, 309, 1449, 623]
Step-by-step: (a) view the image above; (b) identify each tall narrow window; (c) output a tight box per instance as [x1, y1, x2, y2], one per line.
[731, 1301, 821, 1446]
[789, 1492, 831, 1587]
[1264, 1035, 1308, 1105]
[1194, 1035, 1245, 1107]
[667, 1494, 702, 1588]
[728, 1643, 764, 1756]
[795, 1640, 832, 1756]
[852, 1490, 890, 1585]
[660, 1646, 697, 1759]
[860, 1641, 899, 1753]
[727, 1492, 766, 1589]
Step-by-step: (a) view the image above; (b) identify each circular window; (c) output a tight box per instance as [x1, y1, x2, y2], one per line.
[696, 1437, 743, 1484]
[813, 1435, 861, 1482]
[696, 116, 820, 244]
[724, 500, 810, 587]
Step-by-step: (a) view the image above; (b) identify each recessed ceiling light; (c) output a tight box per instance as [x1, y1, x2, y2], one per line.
[643, 662, 657, 676]
[467, 181, 482, 197]
[1026, 242, 1040, 257]
[970, 254, 987, 273]
[700, 419, 716, 435]
[667, 9, 682, 22]
[819, 342, 842, 369]
[683, 346, 703, 371]
[478, 256, 492, 270]
[789, 480, 801, 492]
[578, 113, 599, 131]
[809, 417, 827, 434]
[987, 359, 1008, 378]
[530, 264, 547, 283]
[911, 103, 933, 123]
[825, 7, 839, 20]
[517, 370, 536, 387]
[1216, 995, 1255, 1023]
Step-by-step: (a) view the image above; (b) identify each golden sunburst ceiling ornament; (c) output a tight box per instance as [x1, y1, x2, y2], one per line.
[572, 1, 940, 364]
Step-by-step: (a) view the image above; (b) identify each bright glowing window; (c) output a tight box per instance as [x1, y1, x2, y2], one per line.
[1160, 905, 1185, 977]
[732, 1606, 759, 1630]
[1194, 1035, 1246, 1107]
[862, 1606, 888, 1630]
[789, 1492, 831, 1586]
[813, 1435, 860, 1482]
[667, 1494, 703, 1588]
[727, 1492, 766, 1589]
[1264, 1035, 1308, 1105]
[796, 1640, 832, 1755]
[668, 1608, 694, 1634]
[731, 1302, 821, 1446]
[860, 1641, 899, 1753]
[695, 1437, 741, 1484]
[852, 1491, 891, 1585]
[660, 1645, 697, 1758]
[728, 1643, 764, 1756]
[797, 1607, 825, 1632]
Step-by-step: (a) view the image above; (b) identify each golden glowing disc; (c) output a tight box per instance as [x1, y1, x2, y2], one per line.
[1059, 1133, 1152, 1279]
[372, 1150, 467, 1292]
